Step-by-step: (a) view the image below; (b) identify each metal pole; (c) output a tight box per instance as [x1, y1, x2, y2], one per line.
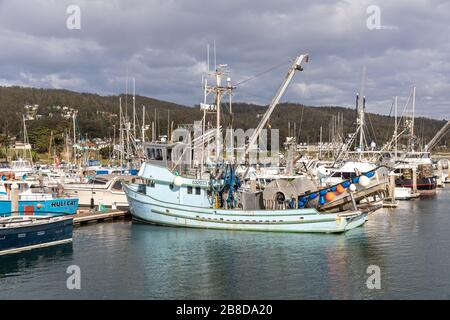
[133, 78, 136, 139]
[394, 96, 398, 160]
[142, 106, 145, 143]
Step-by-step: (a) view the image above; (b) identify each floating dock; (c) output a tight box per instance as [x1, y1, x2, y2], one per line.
[73, 209, 130, 226]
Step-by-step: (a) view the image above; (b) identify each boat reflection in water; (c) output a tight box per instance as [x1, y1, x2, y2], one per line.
[0, 240, 73, 278]
[129, 220, 386, 299]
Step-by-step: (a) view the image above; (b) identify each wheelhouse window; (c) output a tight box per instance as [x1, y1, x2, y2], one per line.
[155, 148, 163, 160]
[112, 180, 122, 191]
[332, 172, 342, 178]
[342, 172, 357, 179]
[147, 148, 156, 160]
[195, 187, 201, 195]
[187, 186, 193, 194]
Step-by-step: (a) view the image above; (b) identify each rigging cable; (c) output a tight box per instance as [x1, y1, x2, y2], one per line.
[234, 60, 290, 87]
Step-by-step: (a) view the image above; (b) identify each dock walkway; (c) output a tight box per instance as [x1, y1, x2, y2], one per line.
[73, 209, 130, 226]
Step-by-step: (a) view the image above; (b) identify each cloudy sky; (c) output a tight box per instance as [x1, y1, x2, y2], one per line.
[0, 0, 449, 119]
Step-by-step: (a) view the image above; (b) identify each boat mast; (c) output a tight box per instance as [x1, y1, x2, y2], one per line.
[357, 66, 366, 156]
[215, 69, 222, 163]
[411, 86, 416, 152]
[119, 97, 124, 169]
[22, 115, 26, 160]
[142, 105, 145, 143]
[133, 78, 136, 139]
[394, 96, 398, 160]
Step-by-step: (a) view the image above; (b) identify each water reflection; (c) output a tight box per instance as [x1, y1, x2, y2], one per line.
[0, 243, 73, 278]
[0, 188, 449, 299]
[129, 222, 389, 299]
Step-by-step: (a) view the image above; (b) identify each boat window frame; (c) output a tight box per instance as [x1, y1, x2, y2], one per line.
[145, 179, 156, 188]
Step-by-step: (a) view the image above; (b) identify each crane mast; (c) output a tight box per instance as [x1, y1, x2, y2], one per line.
[244, 53, 309, 156]
[425, 119, 450, 152]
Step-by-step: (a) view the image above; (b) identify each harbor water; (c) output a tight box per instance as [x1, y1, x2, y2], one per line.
[1, 188, 450, 299]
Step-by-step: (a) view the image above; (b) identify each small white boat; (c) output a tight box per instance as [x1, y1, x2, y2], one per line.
[64, 174, 138, 209]
[317, 161, 378, 186]
[395, 187, 420, 200]
[9, 159, 34, 177]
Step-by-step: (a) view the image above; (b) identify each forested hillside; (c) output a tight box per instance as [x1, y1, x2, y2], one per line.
[0, 86, 448, 155]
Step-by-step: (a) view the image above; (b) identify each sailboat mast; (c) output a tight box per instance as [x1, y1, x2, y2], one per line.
[357, 66, 366, 156]
[119, 97, 123, 168]
[167, 109, 170, 140]
[394, 96, 398, 160]
[411, 86, 416, 152]
[215, 70, 221, 163]
[133, 78, 136, 139]
[142, 105, 145, 143]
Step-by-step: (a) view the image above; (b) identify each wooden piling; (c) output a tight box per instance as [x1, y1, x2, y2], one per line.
[389, 174, 396, 202]
[412, 167, 418, 194]
[383, 173, 399, 208]
[11, 183, 19, 216]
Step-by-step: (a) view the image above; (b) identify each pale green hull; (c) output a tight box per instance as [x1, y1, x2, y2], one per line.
[124, 184, 368, 233]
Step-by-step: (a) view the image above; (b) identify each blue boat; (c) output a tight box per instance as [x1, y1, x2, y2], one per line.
[0, 181, 78, 217]
[0, 215, 73, 256]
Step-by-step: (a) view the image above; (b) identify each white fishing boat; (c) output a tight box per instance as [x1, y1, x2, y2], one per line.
[317, 161, 377, 186]
[124, 52, 369, 233]
[124, 163, 367, 233]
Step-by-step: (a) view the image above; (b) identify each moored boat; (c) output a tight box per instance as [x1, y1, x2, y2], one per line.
[0, 181, 78, 217]
[395, 187, 420, 200]
[64, 174, 137, 209]
[124, 163, 368, 233]
[0, 215, 73, 256]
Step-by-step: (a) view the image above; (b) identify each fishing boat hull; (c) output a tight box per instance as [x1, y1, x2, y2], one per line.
[124, 184, 367, 233]
[395, 177, 437, 196]
[0, 216, 73, 255]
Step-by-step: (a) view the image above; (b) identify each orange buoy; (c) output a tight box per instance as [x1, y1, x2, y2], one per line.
[336, 184, 346, 194]
[37, 203, 42, 209]
[325, 192, 336, 202]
